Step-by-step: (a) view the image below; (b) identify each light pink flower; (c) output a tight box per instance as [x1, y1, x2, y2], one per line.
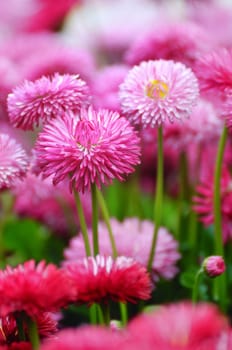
[64, 218, 180, 282]
[119, 59, 199, 128]
[7, 73, 90, 130]
[203, 256, 226, 278]
[125, 22, 212, 68]
[0, 133, 28, 190]
[35, 107, 141, 193]
[65, 255, 152, 305]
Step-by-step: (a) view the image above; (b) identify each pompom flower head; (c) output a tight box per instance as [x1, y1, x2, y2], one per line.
[0, 260, 76, 318]
[35, 107, 141, 193]
[203, 256, 226, 278]
[119, 59, 199, 128]
[65, 255, 152, 305]
[0, 133, 28, 190]
[7, 73, 90, 130]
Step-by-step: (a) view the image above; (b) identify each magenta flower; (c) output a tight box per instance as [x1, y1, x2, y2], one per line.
[119, 59, 199, 128]
[35, 107, 141, 192]
[65, 255, 152, 305]
[7, 73, 91, 130]
[203, 256, 226, 278]
[64, 217, 180, 282]
[0, 133, 28, 190]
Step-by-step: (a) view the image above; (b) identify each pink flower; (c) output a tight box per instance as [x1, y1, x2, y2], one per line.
[13, 171, 91, 235]
[7, 73, 90, 130]
[0, 133, 28, 190]
[193, 166, 232, 242]
[0, 260, 76, 318]
[119, 60, 199, 128]
[40, 327, 124, 350]
[35, 107, 141, 193]
[65, 255, 152, 305]
[90, 64, 129, 111]
[125, 22, 212, 68]
[203, 256, 226, 278]
[64, 218, 180, 282]
[127, 302, 228, 349]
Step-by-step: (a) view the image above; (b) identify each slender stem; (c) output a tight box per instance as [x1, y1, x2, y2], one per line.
[192, 269, 203, 303]
[96, 188, 117, 258]
[89, 304, 97, 324]
[213, 125, 228, 310]
[119, 302, 128, 326]
[147, 126, 163, 271]
[91, 184, 99, 256]
[101, 303, 111, 326]
[73, 187, 91, 256]
[26, 316, 40, 350]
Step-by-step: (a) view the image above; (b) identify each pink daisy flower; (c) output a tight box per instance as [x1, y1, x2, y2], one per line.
[203, 256, 226, 278]
[40, 326, 124, 350]
[0, 133, 28, 190]
[35, 107, 141, 193]
[119, 59, 199, 128]
[0, 260, 76, 318]
[7, 73, 90, 130]
[127, 302, 228, 349]
[125, 22, 212, 68]
[65, 255, 152, 305]
[193, 166, 232, 242]
[64, 217, 180, 282]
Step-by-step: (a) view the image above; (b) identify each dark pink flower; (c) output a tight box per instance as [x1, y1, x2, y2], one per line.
[119, 60, 199, 128]
[203, 256, 226, 278]
[0, 133, 28, 190]
[125, 22, 212, 68]
[64, 218, 180, 283]
[65, 255, 152, 305]
[35, 107, 141, 193]
[193, 166, 232, 242]
[7, 73, 90, 130]
[127, 302, 228, 349]
[0, 260, 76, 317]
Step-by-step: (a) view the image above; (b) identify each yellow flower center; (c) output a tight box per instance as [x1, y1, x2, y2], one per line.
[146, 79, 169, 99]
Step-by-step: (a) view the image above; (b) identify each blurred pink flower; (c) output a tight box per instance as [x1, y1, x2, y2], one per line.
[0, 133, 28, 190]
[64, 217, 180, 282]
[7, 73, 90, 130]
[35, 107, 141, 193]
[125, 22, 212, 68]
[193, 166, 232, 242]
[65, 255, 152, 305]
[90, 64, 129, 111]
[119, 59, 199, 128]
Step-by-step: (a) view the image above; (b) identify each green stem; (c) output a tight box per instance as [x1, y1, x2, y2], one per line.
[26, 316, 40, 350]
[119, 302, 128, 326]
[213, 125, 227, 310]
[192, 269, 203, 303]
[89, 304, 97, 324]
[101, 303, 111, 326]
[91, 184, 99, 256]
[73, 187, 91, 256]
[147, 126, 163, 271]
[96, 188, 117, 258]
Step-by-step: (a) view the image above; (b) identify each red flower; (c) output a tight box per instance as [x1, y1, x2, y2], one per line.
[0, 261, 76, 317]
[65, 255, 152, 305]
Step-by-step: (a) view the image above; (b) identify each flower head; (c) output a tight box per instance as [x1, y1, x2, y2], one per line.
[64, 218, 180, 282]
[7, 73, 90, 130]
[119, 60, 199, 127]
[0, 260, 76, 318]
[35, 107, 141, 193]
[203, 256, 226, 278]
[65, 255, 152, 305]
[0, 134, 28, 190]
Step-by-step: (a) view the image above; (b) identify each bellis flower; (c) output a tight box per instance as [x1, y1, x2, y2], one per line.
[7, 73, 90, 130]
[35, 107, 141, 193]
[203, 256, 226, 278]
[119, 59, 199, 128]
[0, 133, 28, 190]
[65, 255, 152, 305]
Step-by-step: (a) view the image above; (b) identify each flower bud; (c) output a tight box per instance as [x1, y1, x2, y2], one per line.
[203, 256, 225, 278]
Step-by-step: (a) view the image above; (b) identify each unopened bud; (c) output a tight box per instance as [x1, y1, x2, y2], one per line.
[203, 256, 225, 278]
